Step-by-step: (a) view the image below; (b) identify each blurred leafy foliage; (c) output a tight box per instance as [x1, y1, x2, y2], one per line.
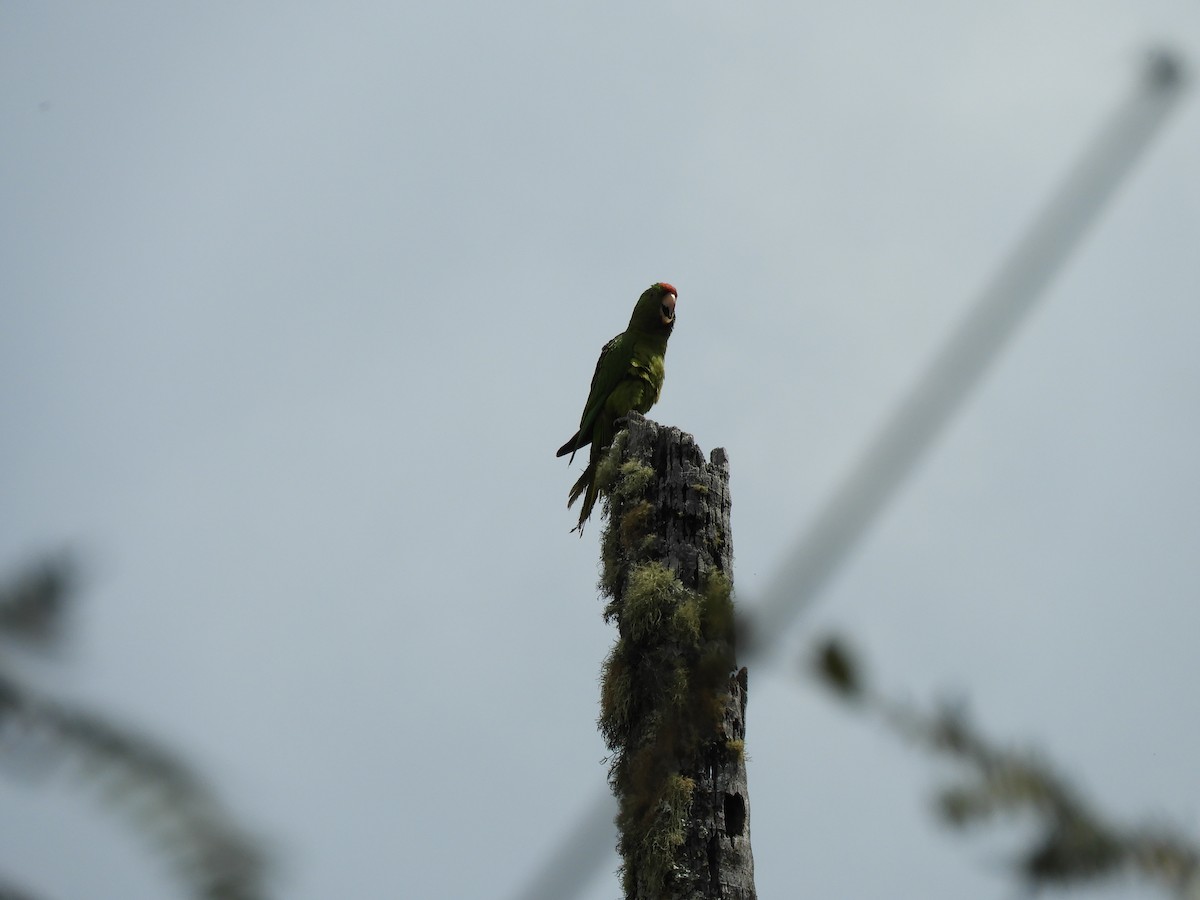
[0, 553, 270, 900]
[810, 636, 1200, 898]
[0, 554, 74, 646]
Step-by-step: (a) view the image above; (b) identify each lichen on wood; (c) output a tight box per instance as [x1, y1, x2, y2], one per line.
[596, 412, 756, 900]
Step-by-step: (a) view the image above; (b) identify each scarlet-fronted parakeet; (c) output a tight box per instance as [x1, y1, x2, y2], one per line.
[557, 282, 677, 532]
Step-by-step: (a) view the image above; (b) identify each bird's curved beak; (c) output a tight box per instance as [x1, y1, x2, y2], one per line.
[660, 292, 676, 325]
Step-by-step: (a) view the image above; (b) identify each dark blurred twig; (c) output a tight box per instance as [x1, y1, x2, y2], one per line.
[811, 636, 1200, 898]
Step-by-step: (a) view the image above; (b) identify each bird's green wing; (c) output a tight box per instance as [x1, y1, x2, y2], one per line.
[559, 332, 633, 461]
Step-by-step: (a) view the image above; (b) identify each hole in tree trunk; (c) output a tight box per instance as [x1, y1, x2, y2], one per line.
[724, 791, 746, 837]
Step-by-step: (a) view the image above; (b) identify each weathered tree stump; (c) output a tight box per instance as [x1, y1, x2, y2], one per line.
[596, 412, 755, 900]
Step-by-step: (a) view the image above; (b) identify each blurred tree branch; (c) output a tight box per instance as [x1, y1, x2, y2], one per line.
[0, 553, 270, 900]
[811, 637, 1200, 898]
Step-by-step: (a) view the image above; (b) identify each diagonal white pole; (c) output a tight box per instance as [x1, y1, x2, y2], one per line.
[512, 50, 1187, 900]
[744, 50, 1186, 658]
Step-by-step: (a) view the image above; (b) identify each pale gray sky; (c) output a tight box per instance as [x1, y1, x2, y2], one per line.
[3, 3, 1199, 898]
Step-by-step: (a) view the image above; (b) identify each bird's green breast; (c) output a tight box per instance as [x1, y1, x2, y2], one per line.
[628, 335, 668, 410]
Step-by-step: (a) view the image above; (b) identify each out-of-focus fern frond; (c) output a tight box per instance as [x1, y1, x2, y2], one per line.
[0, 551, 270, 900]
[810, 635, 1200, 898]
[0, 667, 269, 900]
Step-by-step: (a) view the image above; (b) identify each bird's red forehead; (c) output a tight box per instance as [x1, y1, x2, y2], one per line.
[658, 282, 677, 296]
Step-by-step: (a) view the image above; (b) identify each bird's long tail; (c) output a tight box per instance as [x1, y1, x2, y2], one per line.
[567, 455, 600, 535]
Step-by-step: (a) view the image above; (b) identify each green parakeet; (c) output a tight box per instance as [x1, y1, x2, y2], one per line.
[557, 282, 677, 533]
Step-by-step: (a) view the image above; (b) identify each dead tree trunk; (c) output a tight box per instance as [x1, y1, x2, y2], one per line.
[596, 412, 756, 900]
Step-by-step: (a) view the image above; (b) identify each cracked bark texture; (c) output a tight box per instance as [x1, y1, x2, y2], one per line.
[598, 412, 756, 900]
